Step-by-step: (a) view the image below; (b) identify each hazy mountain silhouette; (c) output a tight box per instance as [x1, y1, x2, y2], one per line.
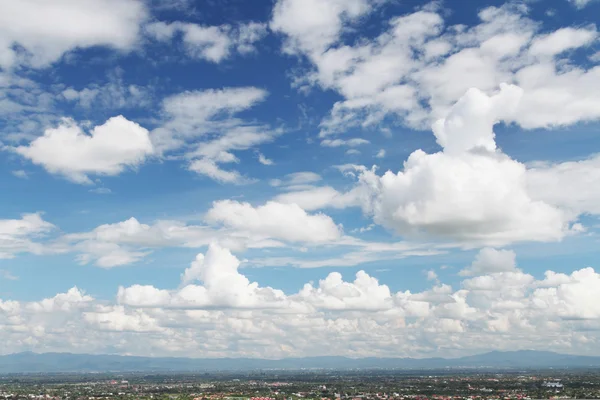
[1, 350, 600, 373]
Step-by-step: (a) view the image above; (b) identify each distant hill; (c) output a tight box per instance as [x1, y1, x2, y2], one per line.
[1, 350, 600, 373]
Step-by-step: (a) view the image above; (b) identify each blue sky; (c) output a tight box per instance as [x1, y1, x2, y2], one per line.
[1, 0, 600, 358]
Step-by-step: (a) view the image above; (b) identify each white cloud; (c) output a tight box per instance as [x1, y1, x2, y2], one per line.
[205, 200, 342, 244]
[257, 153, 274, 165]
[271, 84, 600, 247]
[271, 1, 600, 134]
[189, 159, 248, 185]
[426, 270, 438, 281]
[89, 187, 112, 195]
[527, 154, 600, 215]
[154, 87, 267, 151]
[62, 215, 292, 268]
[11, 170, 28, 179]
[351, 85, 569, 245]
[270, 0, 373, 55]
[0, 270, 18, 281]
[118, 244, 291, 310]
[0, 213, 57, 259]
[3, 248, 600, 358]
[568, 0, 597, 9]
[145, 21, 267, 63]
[150, 87, 277, 184]
[27, 287, 93, 313]
[270, 171, 322, 189]
[296, 271, 393, 311]
[75, 240, 149, 269]
[376, 149, 386, 158]
[529, 27, 597, 57]
[15, 116, 154, 184]
[459, 248, 517, 276]
[321, 138, 370, 147]
[531, 268, 600, 319]
[188, 125, 282, 183]
[275, 186, 361, 211]
[0, 0, 147, 69]
[61, 78, 151, 110]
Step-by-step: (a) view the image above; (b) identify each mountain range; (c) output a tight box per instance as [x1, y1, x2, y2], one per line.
[1, 350, 600, 373]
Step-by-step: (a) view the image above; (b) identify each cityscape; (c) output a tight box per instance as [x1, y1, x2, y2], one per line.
[2, 369, 600, 400]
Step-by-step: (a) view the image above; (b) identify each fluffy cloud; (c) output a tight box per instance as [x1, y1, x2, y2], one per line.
[0, 0, 146, 69]
[119, 244, 290, 309]
[532, 268, 600, 319]
[460, 248, 517, 276]
[271, 0, 373, 55]
[3, 247, 600, 358]
[14, 116, 154, 184]
[273, 83, 600, 247]
[350, 85, 569, 245]
[271, 1, 600, 133]
[296, 271, 393, 311]
[205, 200, 342, 244]
[146, 21, 267, 63]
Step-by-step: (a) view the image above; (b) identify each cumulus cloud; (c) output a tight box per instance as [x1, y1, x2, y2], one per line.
[296, 271, 393, 311]
[3, 247, 600, 358]
[0, 0, 147, 69]
[120, 244, 290, 310]
[350, 85, 569, 245]
[270, 84, 600, 247]
[14, 116, 154, 184]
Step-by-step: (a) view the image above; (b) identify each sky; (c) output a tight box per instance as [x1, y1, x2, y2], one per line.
[1, 0, 600, 359]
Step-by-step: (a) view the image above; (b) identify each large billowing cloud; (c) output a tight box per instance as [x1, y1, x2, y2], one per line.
[280, 85, 575, 246]
[2, 246, 600, 358]
[356, 85, 569, 245]
[0, 0, 147, 69]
